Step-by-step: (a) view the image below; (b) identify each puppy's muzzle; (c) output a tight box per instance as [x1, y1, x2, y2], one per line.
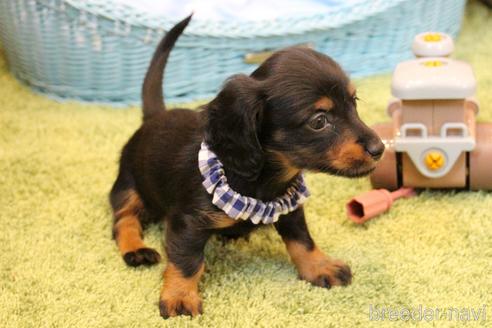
[361, 138, 385, 161]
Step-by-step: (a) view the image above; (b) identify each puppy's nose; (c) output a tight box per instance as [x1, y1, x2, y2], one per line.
[364, 139, 385, 160]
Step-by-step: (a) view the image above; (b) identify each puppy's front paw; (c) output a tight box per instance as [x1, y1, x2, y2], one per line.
[159, 262, 205, 319]
[302, 259, 352, 288]
[159, 292, 203, 318]
[286, 243, 352, 289]
[123, 247, 161, 267]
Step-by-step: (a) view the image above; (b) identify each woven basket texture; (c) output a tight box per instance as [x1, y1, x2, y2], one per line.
[0, 0, 466, 104]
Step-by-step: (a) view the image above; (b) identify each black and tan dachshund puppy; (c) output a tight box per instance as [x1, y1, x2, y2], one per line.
[110, 15, 384, 318]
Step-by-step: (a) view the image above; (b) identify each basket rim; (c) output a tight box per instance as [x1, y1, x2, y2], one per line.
[60, 0, 409, 38]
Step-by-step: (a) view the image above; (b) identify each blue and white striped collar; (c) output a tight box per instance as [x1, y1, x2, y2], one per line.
[198, 142, 310, 224]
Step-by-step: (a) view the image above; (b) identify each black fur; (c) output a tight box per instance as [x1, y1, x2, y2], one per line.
[109, 15, 384, 318]
[205, 75, 265, 181]
[142, 14, 192, 120]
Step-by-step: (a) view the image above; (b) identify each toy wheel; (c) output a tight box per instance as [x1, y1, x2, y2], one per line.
[469, 123, 492, 190]
[370, 123, 399, 190]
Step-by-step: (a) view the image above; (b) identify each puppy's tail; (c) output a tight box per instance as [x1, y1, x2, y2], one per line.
[142, 15, 192, 121]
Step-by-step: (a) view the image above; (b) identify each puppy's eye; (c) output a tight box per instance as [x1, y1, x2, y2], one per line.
[308, 113, 331, 131]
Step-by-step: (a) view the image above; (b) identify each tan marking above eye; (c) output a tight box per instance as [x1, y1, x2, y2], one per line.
[314, 96, 334, 111]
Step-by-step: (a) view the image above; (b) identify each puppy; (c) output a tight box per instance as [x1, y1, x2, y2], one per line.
[110, 15, 384, 319]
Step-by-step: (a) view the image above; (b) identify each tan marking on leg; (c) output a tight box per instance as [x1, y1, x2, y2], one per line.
[160, 263, 204, 317]
[285, 241, 352, 287]
[113, 191, 146, 254]
[113, 190, 161, 266]
[314, 96, 334, 111]
[286, 242, 328, 280]
[114, 216, 145, 255]
[114, 190, 144, 219]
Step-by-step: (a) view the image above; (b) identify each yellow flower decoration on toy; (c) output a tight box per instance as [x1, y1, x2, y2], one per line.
[422, 60, 444, 67]
[423, 33, 442, 42]
[424, 151, 445, 170]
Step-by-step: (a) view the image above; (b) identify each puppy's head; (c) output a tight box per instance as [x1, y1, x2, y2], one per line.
[205, 47, 384, 181]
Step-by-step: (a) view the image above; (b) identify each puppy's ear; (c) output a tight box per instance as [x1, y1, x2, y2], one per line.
[205, 74, 265, 181]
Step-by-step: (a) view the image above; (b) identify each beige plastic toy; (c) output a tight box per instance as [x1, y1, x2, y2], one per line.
[347, 32, 492, 224]
[370, 32, 492, 191]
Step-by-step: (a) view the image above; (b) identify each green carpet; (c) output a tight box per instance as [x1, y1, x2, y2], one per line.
[1, 2, 491, 327]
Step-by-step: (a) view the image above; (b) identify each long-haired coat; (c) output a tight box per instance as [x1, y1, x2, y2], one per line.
[110, 16, 384, 318]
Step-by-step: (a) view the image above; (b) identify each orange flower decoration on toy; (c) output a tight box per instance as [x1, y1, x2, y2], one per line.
[424, 151, 445, 170]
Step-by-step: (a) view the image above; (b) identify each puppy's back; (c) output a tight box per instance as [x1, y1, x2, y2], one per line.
[122, 109, 204, 215]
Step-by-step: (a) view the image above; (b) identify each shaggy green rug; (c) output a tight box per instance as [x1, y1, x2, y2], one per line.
[1, 2, 491, 327]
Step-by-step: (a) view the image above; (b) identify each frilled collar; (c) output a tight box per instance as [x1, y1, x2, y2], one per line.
[198, 142, 310, 224]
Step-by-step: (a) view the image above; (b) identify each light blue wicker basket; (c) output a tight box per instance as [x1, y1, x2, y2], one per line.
[0, 0, 466, 105]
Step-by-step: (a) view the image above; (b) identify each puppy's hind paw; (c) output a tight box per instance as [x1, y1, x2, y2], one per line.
[123, 247, 161, 267]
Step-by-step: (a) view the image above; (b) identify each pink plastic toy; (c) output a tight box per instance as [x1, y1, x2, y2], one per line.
[346, 188, 416, 224]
